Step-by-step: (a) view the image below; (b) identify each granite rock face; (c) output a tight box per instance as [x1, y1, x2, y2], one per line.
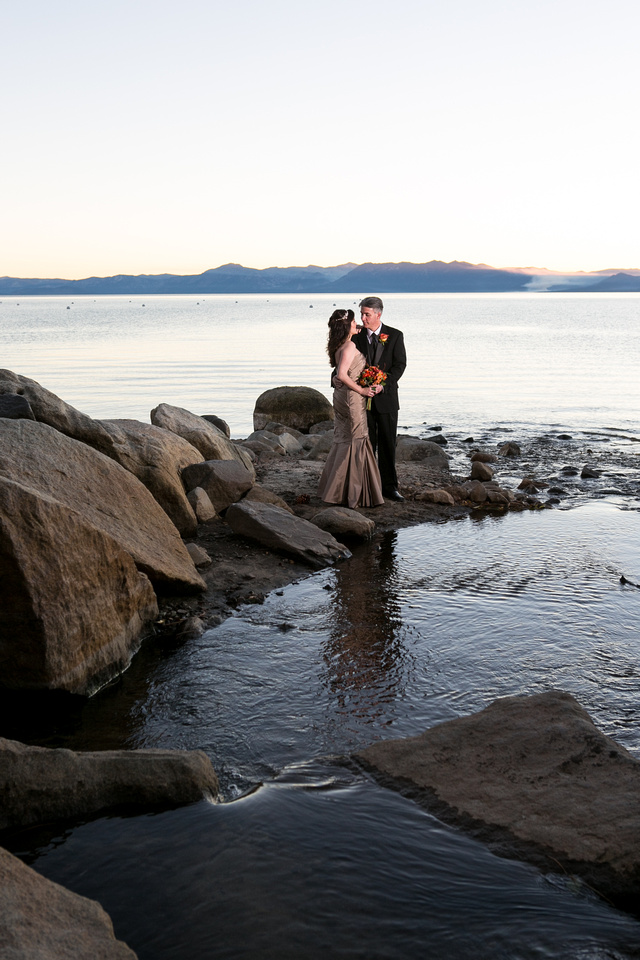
[182, 459, 255, 513]
[0, 479, 158, 694]
[0, 419, 204, 593]
[0, 737, 219, 831]
[253, 386, 333, 433]
[0, 847, 137, 959]
[99, 418, 202, 536]
[151, 403, 254, 476]
[357, 690, 640, 910]
[0, 368, 118, 458]
[225, 500, 352, 568]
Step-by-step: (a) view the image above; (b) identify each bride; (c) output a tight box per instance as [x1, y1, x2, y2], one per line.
[317, 309, 384, 509]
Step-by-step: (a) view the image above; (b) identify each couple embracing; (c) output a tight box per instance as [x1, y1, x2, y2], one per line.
[317, 296, 406, 508]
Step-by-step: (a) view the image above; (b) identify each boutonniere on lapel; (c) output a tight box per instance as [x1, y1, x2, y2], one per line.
[379, 334, 389, 345]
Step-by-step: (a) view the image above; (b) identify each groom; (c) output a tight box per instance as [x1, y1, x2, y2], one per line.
[354, 296, 407, 501]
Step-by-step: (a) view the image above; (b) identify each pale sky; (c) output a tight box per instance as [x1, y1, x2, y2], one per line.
[2, 0, 639, 278]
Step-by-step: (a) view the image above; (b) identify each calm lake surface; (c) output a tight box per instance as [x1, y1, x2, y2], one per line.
[2, 294, 640, 958]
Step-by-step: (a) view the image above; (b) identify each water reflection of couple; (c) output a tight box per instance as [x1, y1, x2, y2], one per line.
[317, 296, 407, 508]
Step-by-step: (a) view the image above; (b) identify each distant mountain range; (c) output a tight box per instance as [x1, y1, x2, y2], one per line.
[2, 260, 640, 296]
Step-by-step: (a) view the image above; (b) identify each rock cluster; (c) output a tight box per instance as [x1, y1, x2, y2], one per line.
[0, 372, 354, 698]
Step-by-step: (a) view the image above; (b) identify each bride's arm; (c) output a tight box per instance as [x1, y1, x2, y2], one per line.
[336, 342, 373, 396]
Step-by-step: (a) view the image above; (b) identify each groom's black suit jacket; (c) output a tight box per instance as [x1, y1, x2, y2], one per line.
[353, 323, 406, 413]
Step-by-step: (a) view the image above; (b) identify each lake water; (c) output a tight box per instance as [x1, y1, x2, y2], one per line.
[2, 292, 640, 439]
[2, 294, 640, 958]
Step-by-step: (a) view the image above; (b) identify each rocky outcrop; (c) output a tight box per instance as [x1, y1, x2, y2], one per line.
[253, 386, 333, 433]
[0, 368, 118, 458]
[150, 403, 254, 476]
[225, 501, 352, 568]
[100, 418, 202, 536]
[0, 847, 137, 959]
[312, 506, 375, 540]
[182, 460, 254, 513]
[357, 690, 640, 911]
[0, 479, 158, 694]
[395, 437, 451, 466]
[0, 737, 219, 831]
[0, 419, 204, 593]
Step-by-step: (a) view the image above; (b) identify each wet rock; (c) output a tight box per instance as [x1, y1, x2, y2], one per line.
[426, 433, 448, 446]
[0, 846, 137, 959]
[243, 483, 295, 514]
[561, 465, 579, 476]
[182, 460, 254, 513]
[186, 543, 212, 568]
[471, 461, 494, 482]
[395, 437, 451, 466]
[0, 419, 204, 593]
[174, 616, 206, 640]
[581, 464, 601, 479]
[225, 500, 351, 569]
[518, 477, 548, 492]
[0, 478, 158, 694]
[99, 418, 201, 536]
[151, 403, 255, 477]
[312, 506, 375, 540]
[253, 386, 333, 433]
[187, 486, 218, 523]
[460, 480, 488, 503]
[485, 488, 510, 505]
[0, 737, 219, 831]
[557, 433, 573, 440]
[498, 442, 521, 457]
[470, 451, 497, 463]
[414, 489, 455, 505]
[0, 393, 35, 420]
[357, 690, 640, 912]
[201, 414, 230, 437]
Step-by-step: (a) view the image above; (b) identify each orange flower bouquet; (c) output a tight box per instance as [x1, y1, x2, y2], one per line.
[358, 365, 387, 410]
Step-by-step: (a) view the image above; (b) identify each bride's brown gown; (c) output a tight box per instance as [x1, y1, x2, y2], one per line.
[317, 349, 384, 508]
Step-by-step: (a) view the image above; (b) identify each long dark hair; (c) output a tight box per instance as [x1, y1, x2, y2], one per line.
[327, 309, 355, 366]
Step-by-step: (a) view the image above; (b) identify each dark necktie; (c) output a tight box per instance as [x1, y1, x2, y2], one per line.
[369, 333, 377, 363]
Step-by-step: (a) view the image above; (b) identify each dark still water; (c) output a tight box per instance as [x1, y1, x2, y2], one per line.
[7, 502, 640, 959]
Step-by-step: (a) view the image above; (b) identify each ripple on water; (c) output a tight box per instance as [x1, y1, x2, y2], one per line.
[6, 501, 640, 960]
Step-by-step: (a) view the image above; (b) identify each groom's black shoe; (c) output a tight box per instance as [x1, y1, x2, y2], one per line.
[383, 489, 405, 502]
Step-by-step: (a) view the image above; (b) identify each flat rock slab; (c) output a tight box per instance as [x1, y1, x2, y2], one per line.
[0, 846, 137, 959]
[357, 690, 640, 911]
[312, 506, 375, 540]
[225, 500, 351, 568]
[0, 737, 219, 832]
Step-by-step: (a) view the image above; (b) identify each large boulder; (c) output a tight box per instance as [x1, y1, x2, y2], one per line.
[357, 690, 640, 911]
[0, 478, 158, 694]
[253, 386, 333, 433]
[100, 418, 202, 536]
[0, 419, 204, 593]
[0, 737, 219, 831]
[225, 500, 351, 569]
[0, 847, 137, 960]
[395, 436, 451, 466]
[0, 369, 118, 458]
[182, 460, 254, 513]
[150, 403, 254, 477]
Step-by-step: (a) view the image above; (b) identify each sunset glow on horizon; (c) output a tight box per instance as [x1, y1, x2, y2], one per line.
[2, 0, 639, 280]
